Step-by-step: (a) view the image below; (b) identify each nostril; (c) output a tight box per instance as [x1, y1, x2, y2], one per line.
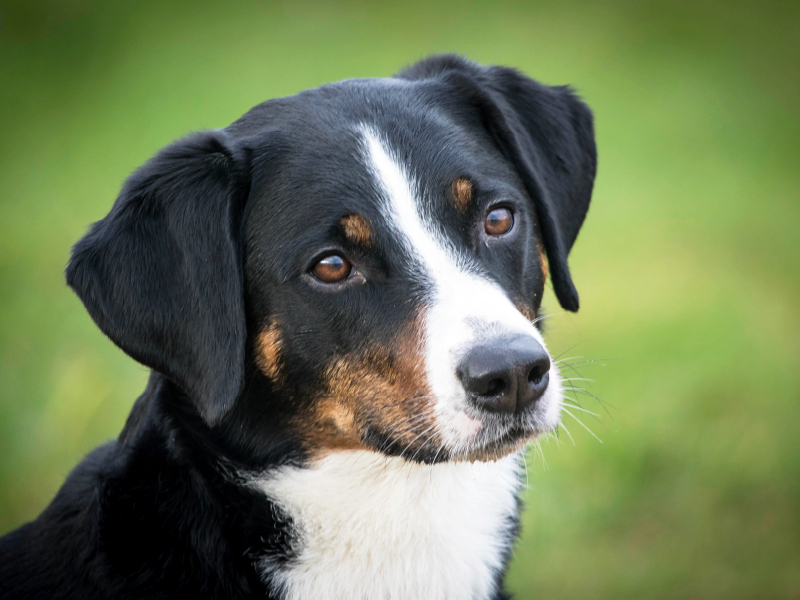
[483, 378, 505, 397]
[527, 364, 547, 384]
[527, 352, 551, 385]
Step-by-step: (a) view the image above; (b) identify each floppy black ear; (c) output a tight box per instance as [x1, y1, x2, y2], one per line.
[398, 55, 597, 311]
[66, 131, 250, 426]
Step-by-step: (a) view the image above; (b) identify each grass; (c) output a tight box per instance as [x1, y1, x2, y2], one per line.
[1, 0, 798, 597]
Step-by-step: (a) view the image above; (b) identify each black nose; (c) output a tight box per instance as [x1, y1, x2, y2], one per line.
[456, 336, 550, 415]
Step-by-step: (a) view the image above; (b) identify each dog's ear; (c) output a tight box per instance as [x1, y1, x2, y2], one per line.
[398, 55, 597, 311]
[66, 131, 250, 426]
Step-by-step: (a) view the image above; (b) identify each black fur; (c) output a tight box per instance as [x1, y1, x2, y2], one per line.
[397, 54, 596, 310]
[65, 132, 251, 425]
[0, 55, 595, 599]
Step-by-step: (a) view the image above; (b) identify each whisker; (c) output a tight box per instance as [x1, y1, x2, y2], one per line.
[399, 423, 438, 461]
[386, 408, 432, 432]
[562, 385, 605, 402]
[562, 402, 601, 418]
[559, 358, 617, 368]
[561, 408, 603, 444]
[545, 430, 563, 448]
[431, 441, 446, 465]
[557, 358, 616, 416]
[563, 381, 586, 413]
[532, 311, 562, 325]
[554, 356, 583, 365]
[410, 430, 438, 463]
[568, 387, 611, 404]
[535, 439, 548, 471]
[376, 412, 432, 453]
[559, 422, 576, 446]
[364, 453, 393, 485]
[552, 431, 564, 447]
[553, 341, 583, 361]
[562, 385, 616, 415]
[561, 386, 589, 402]
[380, 394, 439, 409]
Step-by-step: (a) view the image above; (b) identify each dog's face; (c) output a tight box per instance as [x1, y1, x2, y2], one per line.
[243, 100, 558, 462]
[67, 56, 596, 467]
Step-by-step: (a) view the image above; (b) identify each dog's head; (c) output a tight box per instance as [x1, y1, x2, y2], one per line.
[67, 56, 596, 465]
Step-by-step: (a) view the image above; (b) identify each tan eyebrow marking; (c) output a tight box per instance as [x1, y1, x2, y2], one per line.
[538, 243, 549, 282]
[340, 214, 374, 246]
[255, 320, 283, 383]
[516, 302, 536, 323]
[451, 178, 473, 212]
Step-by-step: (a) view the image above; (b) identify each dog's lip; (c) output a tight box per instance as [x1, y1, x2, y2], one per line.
[489, 423, 538, 447]
[457, 430, 532, 462]
[458, 403, 559, 460]
[458, 401, 547, 432]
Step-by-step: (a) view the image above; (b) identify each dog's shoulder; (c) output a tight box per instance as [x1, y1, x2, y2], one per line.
[0, 386, 280, 600]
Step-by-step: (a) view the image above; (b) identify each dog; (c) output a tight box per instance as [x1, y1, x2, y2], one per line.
[0, 55, 596, 599]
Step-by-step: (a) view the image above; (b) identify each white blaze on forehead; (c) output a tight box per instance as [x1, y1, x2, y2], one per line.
[360, 126, 562, 449]
[360, 126, 470, 277]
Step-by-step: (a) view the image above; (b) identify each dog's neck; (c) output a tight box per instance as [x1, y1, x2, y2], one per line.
[251, 450, 522, 600]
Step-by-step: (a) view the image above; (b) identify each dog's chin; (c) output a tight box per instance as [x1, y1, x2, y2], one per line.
[455, 439, 529, 463]
[444, 399, 561, 463]
[454, 425, 546, 463]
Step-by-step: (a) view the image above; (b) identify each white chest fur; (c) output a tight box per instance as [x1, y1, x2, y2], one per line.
[252, 451, 522, 600]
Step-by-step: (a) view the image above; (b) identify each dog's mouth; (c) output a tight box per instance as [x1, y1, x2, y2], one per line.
[361, 405, 558, 465]
[454, 415, 557, 462]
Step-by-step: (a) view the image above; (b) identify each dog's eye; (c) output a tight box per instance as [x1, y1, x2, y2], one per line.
[311, 254, 353, 283]
[485, 207, 514, 236]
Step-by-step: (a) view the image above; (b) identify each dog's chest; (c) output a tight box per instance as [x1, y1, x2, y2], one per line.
[253, 451, 521, 600]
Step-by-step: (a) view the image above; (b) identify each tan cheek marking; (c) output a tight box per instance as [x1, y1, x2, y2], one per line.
[302, 397, 363, 452]
[516, 302, 537, 323]
[255, 321, 283, 383]
[296, 311, 437, 457]
[452, 177, 473, 212]
[340, 214, 373, 247]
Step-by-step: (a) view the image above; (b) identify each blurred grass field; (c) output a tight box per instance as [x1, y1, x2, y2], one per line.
[1, 1, 798, 597]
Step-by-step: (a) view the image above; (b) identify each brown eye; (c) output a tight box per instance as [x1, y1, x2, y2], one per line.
[311, 254, 352, 283]
[485, 207, 514, 236]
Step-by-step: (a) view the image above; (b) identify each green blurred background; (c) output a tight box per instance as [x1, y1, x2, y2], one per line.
[1, 0, 798, 597]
